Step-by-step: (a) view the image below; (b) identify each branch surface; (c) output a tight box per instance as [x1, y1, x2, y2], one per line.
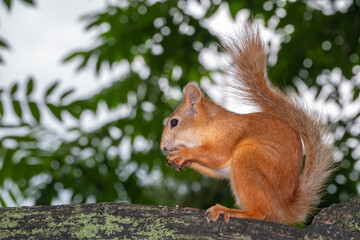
[0, 197, 359, 239]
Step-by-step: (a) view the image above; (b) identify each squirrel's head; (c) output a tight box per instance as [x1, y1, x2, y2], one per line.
[160, 83, 203, 152]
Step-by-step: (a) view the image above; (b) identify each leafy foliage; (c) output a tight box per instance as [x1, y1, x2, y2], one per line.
[0, 0, 359, 222]
[0, 36, 9, 64]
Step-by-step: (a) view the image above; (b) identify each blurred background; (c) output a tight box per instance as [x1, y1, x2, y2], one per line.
[0, 0, 359, 221]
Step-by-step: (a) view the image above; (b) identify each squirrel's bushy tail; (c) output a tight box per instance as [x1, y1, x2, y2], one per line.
[224, 22, 336, 224]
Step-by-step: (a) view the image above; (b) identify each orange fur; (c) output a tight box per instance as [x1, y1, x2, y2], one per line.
[160, 22, 336, 225]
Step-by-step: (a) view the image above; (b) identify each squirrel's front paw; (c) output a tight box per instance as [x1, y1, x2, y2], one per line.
[166, 146, 191, 171]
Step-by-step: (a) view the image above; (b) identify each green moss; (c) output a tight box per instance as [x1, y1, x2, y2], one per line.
[136, 218, 176, 239]
[172, 218, 186, 224]
[60, 208, 143, 238]
[0, 213, 19, 229]
[69, 213, 98, 239]
[102, 214, 126, 235]
[65, 212, 125, 239]
[238, 236, 252, 240]
[29, 226, 60, 238]
[348, 220, 360, 231]
[174, 235, 215, 240]
[0, 209, 57, 238]
[304, 234, 324, 240]
[0, 210, 33, 229]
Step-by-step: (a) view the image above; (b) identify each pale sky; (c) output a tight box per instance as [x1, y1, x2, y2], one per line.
[0, 0, 237, 100]
[0, 0, 115, 99]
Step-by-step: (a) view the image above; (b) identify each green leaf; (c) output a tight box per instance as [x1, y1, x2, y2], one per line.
[205, 4, 220, 18]
[21, 0, 35, 5]
[8, 189, 17, 204]
[26, 78, 34, 96]
[0, 149, 14, 185]
[60, 89, 75, 101]
[353, 87, 360, 101]
[315, 85, 323, 99]
[0, 101, 3, 117]
[95, 57, 102, 74]
[62, 51, 86, 63]
[0, 37, 9, 48]
[3, 0, 12, 10]
[47, 103, 62, 121]
[29, 101, 41, 122]
[12, 100, 22, 119]
[10, 83, 18, 96]
[0, 196, 6, 207]
[227, 2, 244, 19]
[45, 81, 59, 99]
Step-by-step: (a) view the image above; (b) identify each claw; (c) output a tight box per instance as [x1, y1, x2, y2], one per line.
[166, 145, 191, 171]
[175, 166, 185, 171]
[166, 159, 178, 168]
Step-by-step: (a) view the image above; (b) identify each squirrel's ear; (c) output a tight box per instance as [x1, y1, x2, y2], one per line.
[184, 83, 203, 114]
[184, 83, 203, 104]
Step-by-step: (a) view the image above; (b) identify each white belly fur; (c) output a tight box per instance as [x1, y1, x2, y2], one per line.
[215, 166, 231, 178]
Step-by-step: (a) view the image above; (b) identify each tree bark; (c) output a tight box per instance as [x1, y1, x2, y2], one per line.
[0, 197, 359, 239]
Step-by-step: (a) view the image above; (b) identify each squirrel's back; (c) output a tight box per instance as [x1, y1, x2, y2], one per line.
[224, 22, 336, 224]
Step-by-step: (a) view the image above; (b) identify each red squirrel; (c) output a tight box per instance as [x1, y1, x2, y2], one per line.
[160, 22, 335, 225]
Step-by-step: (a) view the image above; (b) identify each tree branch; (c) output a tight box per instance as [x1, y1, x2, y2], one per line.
[1, 197, 359, 239]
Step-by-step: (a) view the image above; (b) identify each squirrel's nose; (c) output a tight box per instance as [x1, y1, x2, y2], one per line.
[162, 146, 167, 152]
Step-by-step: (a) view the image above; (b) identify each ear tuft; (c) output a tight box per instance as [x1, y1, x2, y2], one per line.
[184, 83, 203, 105]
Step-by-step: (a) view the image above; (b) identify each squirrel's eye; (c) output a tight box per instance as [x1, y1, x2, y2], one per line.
[170, 118, 178, 128]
